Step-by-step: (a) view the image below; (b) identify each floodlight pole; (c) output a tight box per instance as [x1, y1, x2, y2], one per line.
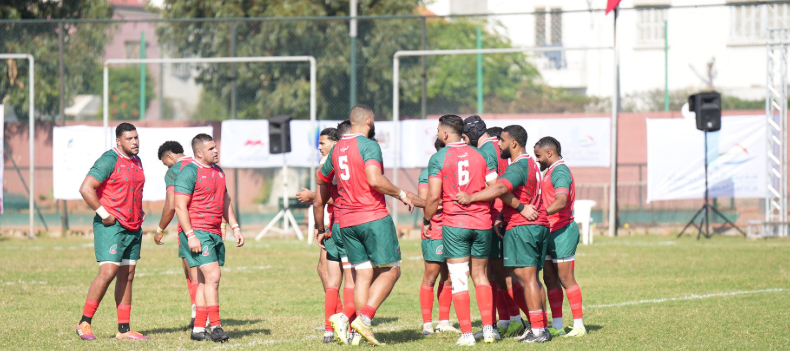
[104, 56, 317, 237]
[1, 54, 35, 238]
[392, 46, 616, 226]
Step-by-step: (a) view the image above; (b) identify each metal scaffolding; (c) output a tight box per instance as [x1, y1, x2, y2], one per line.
[765, 27, 789, 237]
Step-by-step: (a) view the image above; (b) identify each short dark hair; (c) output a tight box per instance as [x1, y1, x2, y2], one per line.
[191, 133, 214, 152]
[337, 120, 351, 135]
[157, 141, 184, 160]
[486, 126, 503, 139]
[320, 127, 339, 142]
[349, 104, 374, 125]
[502, 125, 527, 148]
[439, 115, 464, 136]
[115, 123, 137, 138]
[535, 136, 562, 158]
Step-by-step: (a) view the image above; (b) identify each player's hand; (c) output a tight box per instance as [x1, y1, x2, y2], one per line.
[400, 193, 415, 213]
[234, 228, 245, 247]
[188, 236, 202, 253]
[154, 232, 164, 245]
[456, 191, 472, 205]
[221, 226, 227, 240]
[494, 218, 505, 238]
[422, 222, 432, 239]
[315, 230, 326, 249]
[520, 204, 539, 221]
[295, 188, 314, 203]
[102, 214, 117, 226]
[141, 211, 146, 222]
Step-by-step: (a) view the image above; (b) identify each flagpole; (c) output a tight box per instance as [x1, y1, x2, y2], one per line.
[609, 4, 620, 238]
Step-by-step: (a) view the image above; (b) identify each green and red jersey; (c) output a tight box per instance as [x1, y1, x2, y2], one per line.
[497, 154, 549, 230]
[427, 142, 491, 230]
[87, 147, 145, 231]
[479, 136, 508, 222]
[541, 160, 575, 232]
[418, 167, 443, 240]
[164, 156, 193, 234]
[318, 133, 388, 228]
[174, 160, 227, 236]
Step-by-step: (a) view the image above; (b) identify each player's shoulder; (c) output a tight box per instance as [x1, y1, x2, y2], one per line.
[554, 163, 572, 175]
[356, 135, 380, 148]
[100, 149, 119, 160]
[213, 164, 225, 174]
[428, 147, 448, 162]
[418, 167, 430, 182]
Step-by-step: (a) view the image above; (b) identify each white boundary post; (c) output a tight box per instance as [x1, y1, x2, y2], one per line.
[392, 47, 616, 227]
[104, 56, 317, 232]
[1, 54, 35, 238]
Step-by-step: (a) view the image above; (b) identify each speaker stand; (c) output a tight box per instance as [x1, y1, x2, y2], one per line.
[256, 148, 304, 241]
[678, 129, 745, 239]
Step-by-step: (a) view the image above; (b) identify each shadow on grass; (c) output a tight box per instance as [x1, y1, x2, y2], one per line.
[374, 317, 399, 325]
[585, 324, 603, 333]
[140, 318, 266, 336]
[376, 329, 424, 344]
[231, 328, 272, 338]
[224, 318, 264, 326]
[141, 325, 190, 335]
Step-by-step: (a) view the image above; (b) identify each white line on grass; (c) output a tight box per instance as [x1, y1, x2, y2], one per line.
[586, 288, 789, 308]
[192, 288, 789, 350]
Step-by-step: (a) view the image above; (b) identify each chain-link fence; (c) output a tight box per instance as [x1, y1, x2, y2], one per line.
[0, 3, 780, 233]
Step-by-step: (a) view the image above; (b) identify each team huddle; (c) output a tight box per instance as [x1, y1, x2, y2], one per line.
[71, 105, 585, 346]
[305, 106, 586, 346]
[75, 123, 244, 342]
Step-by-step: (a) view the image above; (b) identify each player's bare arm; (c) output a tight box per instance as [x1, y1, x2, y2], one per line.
[455, 182, 508, 205]
[79, 176, 117, 226]
[223, 190, 244, 247]
[175, 193, 201, 253]
[155, 187, 176, 245]
[296, 188, 315, 203]
[545, 193, 568, 216]
[312, 184, 330, 248]
[364, 164, 415, 211]
[423, 177, 442, 237]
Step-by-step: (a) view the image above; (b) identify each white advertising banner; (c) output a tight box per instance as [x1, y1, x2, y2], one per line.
[220, 117, 610, 169]
[0, 105, 4, 213]
[53, 125, 213, 201]
[398, 117, 610, 168]
[646, 116, 766, 202]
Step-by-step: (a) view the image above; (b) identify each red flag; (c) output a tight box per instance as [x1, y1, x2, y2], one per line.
[606, 0, 622, 15]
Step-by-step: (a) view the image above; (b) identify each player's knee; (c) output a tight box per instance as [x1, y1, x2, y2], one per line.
[447, 262, 470, 293]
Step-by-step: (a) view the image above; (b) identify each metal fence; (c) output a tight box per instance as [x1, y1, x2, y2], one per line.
[0, 3, 780, 233]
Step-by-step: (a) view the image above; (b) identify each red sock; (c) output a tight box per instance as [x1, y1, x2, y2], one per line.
[438, 283, 453, 321]
[419, 285, 435, 324]
[195, 306, 208, 329]
[360, 305, 376, 321]
[116, 304, 131, 324]
[188, 279, 198, 306]
[566, 285, 583, 319]
[504, 288, 520, 317]
[490, 284, 500, 322]
[475, 285, 494, 327]
[528, 310, 545, 329]
[512, 281, 529, 314]
[343, 288, 357, 322]
[453, 291, 473, 334]
[335, 289, 343, 314]
[82, 299, 100, 318]
[325, 288, 339, 331]
[547, 287, 563, 319]
[496, 290, 510, 320]
[542, 311, 548, 327]
[207, 305, 221, 327]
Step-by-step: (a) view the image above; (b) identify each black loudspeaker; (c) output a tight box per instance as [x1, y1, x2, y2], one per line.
[690, 91, 721, 132]
[269, 115, 292, 154]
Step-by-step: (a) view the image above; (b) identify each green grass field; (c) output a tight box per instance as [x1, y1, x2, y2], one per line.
[1, 234, 789, 350]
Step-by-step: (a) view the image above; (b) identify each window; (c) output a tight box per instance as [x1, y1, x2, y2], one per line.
[123, 41, 148, 60]
[730, 3, 790, 43]
[636, 7, 668, 46]
[535, 7, 565, 69]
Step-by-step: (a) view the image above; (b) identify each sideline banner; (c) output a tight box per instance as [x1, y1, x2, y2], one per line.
[646, 116, 766, 202]
[221, 117, 610, 169]
[53, 126, 212, 201]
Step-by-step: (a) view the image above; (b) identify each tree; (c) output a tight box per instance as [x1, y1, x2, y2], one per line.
[91, 66, 155, 121]
[0, 0, 114, 120]
[155, 0, 543, 120]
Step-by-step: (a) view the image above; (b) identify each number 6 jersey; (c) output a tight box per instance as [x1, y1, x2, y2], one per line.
[427, 141, 491, 229]
[318, 133, 389, 228]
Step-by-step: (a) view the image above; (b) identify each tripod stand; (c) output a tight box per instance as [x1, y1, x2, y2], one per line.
[255, 138, 304, 241]
[678, 129, 745, 239]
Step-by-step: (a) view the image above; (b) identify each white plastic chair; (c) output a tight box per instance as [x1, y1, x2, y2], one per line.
[574, 200, 596, 245]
